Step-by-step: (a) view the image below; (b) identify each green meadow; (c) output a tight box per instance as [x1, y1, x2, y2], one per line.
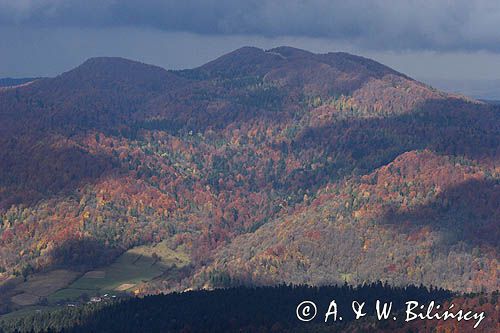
[48, 241, 190, 303]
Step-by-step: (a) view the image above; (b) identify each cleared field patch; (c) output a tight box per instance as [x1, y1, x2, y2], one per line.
[48, 288, 95, 303]
[127, 241, 190, 267]
[115, 283, 135, 291]
[11, 293, 39, 306]
[11, 269, 80, 306]
[82, 270, 105, 279]
[48, 242, 190, 302]
[15, 269, 80, 297]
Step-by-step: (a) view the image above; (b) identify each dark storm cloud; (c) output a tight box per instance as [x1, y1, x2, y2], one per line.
[1, 0, 499, 52]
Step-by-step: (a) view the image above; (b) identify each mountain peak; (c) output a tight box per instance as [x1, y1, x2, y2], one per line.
[70, 57, 169, 77]
[39, 56, 178, 93]
[81, 56, 139, 65]
[266, 46, 314, 58]
[194, 45, 409, 86]
[197, 46, 285, 76]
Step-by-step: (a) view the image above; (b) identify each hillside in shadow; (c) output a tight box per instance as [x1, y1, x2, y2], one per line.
[382, 178, 499, 250]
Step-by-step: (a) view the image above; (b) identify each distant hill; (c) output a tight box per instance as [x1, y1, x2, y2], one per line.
[0, 47, 498, 317]
[422, 78, 500, 100]
[0, 77, 39, 88]
[481, 99, 500, 105]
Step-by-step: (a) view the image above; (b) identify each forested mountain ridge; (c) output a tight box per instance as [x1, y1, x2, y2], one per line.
[0, 47, 498, 310]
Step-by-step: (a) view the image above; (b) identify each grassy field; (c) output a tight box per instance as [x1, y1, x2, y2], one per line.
[48, 241, 189, 303]
[0, 270, 79, 321]
[10, 269, 80, 306]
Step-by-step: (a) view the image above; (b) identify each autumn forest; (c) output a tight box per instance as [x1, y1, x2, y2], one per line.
[0, 46, 498, 332]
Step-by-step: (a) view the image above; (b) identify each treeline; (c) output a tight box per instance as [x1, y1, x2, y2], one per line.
[0, 283, 454, 333]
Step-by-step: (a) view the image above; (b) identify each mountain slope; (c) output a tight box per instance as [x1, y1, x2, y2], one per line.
[202, 150, 498, 292]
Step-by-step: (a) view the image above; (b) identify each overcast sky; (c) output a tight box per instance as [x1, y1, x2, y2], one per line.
[1, 0, 500, 91]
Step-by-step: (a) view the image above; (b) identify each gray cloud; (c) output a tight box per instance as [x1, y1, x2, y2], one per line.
[1, 0, 499, 52]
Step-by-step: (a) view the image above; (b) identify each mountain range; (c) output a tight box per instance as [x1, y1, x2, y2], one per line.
[0, 47, 498, 312]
